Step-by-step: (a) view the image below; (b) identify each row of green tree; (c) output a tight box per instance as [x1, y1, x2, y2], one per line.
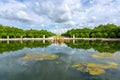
[0, 25, 55, 38]
[0, 41, 51, 53]
[62, 24, 120, 38]
[65, 40, 120, 53]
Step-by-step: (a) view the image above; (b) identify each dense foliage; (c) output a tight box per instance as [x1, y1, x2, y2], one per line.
[62, 24, 120, 38]
[0, 25, 55, 38]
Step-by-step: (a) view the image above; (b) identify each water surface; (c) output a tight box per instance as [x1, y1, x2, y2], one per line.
[0, 40, 120, 80]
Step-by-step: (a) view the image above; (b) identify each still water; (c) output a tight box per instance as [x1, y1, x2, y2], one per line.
[0, 40, 120, 80]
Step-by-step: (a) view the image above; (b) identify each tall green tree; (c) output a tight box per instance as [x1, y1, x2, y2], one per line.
[62, 24, 120, 38]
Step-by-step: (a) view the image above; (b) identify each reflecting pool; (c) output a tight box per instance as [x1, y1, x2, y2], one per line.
[0, 40, 120, 80]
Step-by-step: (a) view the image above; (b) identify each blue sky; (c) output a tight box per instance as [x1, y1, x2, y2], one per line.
[0, 0, 120, 33]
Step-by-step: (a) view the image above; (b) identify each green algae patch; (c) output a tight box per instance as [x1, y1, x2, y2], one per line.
[55, 61, 62, 64]
[90, 53, 112, 58]
[71, 62, 118, 75]
[23, 52, 58, 61]
[90, 53, 120, 59]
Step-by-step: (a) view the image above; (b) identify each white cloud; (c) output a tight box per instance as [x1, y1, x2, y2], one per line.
[0, 1, 32, 22]
[0, 0, 120, 33]
[17, 10, 31, 21]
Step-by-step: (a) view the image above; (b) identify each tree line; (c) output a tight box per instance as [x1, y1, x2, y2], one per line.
[0, 25, 55, 38]
[62, 24, 120, 38]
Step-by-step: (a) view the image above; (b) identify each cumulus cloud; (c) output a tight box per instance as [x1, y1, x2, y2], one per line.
[28, 0, 72, 23]
[0, 0, 120, 33]
[0, 0, 34, 23]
